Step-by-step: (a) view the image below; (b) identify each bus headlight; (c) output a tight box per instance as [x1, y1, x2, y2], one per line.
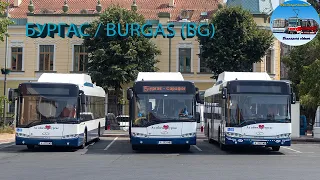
[182, 133, 196, 137]
[132, 133, 148, 137]
[62, 134, 79, 139]
[16, 133, 29, 138]
[226, 132, 242, 138]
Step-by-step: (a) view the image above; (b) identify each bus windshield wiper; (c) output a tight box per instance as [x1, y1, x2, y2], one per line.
[25, 120, 41, 128]
[237, 120, 257, 127]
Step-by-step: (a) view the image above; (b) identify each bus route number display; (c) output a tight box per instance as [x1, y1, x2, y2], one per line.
[143, 86, 186, 93]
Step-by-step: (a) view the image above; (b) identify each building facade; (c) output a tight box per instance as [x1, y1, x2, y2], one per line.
[0, 0, 281, 115]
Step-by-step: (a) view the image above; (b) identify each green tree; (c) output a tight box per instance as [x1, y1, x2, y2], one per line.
[0, 1, 13, 41]
[298, 59, 320, 123]
[307, 0, 320, 13]
[83, 5, 161, 115]
[282, 35, 320, 100]
[198, 6, 274, 79]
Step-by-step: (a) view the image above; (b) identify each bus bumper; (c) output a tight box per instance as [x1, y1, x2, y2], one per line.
[131, 136, 196, 145]
[15, 136, 84, 147]
[225, 137, 291, 146]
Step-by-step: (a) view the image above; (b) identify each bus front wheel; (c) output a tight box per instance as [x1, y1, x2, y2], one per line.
[272, 146, 280, 151]
[132, 145, 140, 151]
[218, 128, 227, 151]
[181, 145, 190, 151]
[27, 145, 35, 149]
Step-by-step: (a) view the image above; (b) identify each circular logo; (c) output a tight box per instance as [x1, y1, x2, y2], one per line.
[270, 0, 320, 46]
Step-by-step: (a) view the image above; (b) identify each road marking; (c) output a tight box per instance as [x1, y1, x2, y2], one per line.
[282, 146, 302, 153]
[193, 145, 202, 151]
[104, 137, 118, 151]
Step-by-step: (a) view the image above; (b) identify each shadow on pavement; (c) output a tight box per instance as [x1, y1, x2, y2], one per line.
[203, 140, 285, 155]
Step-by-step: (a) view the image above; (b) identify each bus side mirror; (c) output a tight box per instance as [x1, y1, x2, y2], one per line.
[222, 88, 227, 99]
[80, 93, 86, 105]
[127, 88, 133, 100]
[291, 92, 296, 104]
[196, 112, 200, 123]
[196, 92, 204, 104]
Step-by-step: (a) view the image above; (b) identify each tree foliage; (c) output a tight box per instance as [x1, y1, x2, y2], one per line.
[83, 5, 161, 92]
[0, 1, 14, 42]
[282, 35, 320, 100]
[307, 0, 320, 13]
[299, 59, 320, 109]
[198, 6, 274, 79]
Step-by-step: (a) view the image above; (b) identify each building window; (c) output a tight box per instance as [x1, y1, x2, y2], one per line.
[266, 49, 272, 74]
[11, 47, 23, 71]
[179, 48, 191, 73]
[39, 45, 54, 71]
[199, 47, 211, 73]
[73, 45, 88, 72]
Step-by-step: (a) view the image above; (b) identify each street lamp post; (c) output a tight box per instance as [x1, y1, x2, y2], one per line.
[3, 0, 9, 124]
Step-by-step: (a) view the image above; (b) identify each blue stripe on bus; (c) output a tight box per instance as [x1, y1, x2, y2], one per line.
[131, 136, 196, 145]
[15, 133, 85, 147]
[224, 137, 291, 146]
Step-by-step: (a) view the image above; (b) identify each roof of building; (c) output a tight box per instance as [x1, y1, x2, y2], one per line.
[8, 0, 222, 22]
[226, 0, 273, 15]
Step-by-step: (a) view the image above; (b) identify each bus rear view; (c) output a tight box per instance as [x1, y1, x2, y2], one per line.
[126, 72, 201, 151]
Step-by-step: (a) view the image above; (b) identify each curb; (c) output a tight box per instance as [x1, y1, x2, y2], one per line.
[0, 139, 15, 144]
[291, 138, 320, 142]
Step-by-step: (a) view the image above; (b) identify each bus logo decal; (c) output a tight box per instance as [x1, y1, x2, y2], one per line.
[45, 125, 51, 130]
[258, 125, 264, 129]
[163, 125, 169, 130]
[256, 132, 264, 135]
[42, 132, 49, 135]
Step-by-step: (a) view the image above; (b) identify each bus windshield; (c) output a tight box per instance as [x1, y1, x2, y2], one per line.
[17, 95, 78, 128]
[226, 94, 291, 127]
[288, 19, 299, 27]
[133, 94, 195, 127]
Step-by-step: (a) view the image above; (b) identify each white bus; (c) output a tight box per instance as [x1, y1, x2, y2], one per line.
[203, 72, 296, 151]
[126, 72, 201, 151]
[10, 73, 106, 149]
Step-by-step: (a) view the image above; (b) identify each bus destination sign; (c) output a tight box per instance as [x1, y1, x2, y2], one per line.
[143, 86, 186, 93]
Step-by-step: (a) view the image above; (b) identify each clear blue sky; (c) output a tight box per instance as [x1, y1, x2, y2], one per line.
[271, 0, 319, 20]
[223, 0, 308, 10]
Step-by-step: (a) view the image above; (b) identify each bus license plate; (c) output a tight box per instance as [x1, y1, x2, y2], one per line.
[253, 142, 266, 145]
[39, 142, 52, 145]
[158, 141, 172, 144]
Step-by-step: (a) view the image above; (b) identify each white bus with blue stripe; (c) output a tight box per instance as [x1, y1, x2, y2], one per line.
[126, 72, 202, 151]
[203, 72, 296, 151]
[11, 73, 106, 149]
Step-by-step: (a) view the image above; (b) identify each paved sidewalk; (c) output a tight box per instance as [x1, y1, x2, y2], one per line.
[103, 130, 129, 137]
[292, 135, 320, 142]
[0, 133, 15, 144]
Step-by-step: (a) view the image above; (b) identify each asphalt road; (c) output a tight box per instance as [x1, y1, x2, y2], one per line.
[0, 134, 320, 180]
